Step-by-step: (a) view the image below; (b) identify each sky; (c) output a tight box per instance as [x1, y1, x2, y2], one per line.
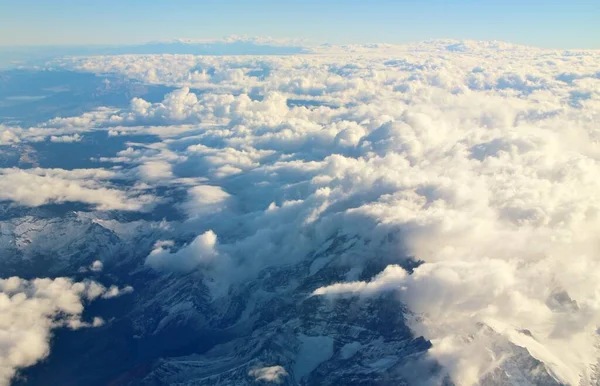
[0, 0, 599, 48]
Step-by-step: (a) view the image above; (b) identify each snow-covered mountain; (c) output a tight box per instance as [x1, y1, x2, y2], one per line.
[0, 212, 571, 385]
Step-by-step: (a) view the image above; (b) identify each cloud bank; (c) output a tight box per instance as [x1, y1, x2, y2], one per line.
[2, 39, 600, 385]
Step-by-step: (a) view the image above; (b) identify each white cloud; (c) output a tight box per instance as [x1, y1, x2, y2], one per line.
[102, 285, 133, 299]
[179, 185, 231, 218]
[137, 161, 173, 182]
[249, 365, 289, 383]
[0, 126, 21, 145]
[145, 230, 220, 273]
[121, 88, 204, 125]
[0, 167, 155, 211]
[90, 260, 103, 272]
[49, 134, 82, 143]
[0, 277, 131, 386]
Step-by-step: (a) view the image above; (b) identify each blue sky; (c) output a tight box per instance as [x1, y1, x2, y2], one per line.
[0, 0, 598, 48]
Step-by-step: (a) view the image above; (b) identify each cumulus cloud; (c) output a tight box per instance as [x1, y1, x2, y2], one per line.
[0, 277, 131, 386]
[137, 160, 173, 182]
[145, 231, 220, 273]
[49, 134, 82, 143]
[179, 185, 231, 218]
[90, 260, 103, 272]
[7, 40, 600, 385]
[102, 285, 134, 298]
[0, 126, 21, 145]
[249, 365, 289, 383]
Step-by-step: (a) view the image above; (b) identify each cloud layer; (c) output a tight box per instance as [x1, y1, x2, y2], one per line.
[2, 40, 600, 385]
